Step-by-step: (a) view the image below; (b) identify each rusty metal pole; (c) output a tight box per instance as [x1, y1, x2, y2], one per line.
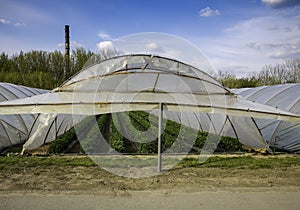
[65, 25, 70, 79]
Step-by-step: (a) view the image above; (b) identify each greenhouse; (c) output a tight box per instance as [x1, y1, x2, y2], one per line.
[0, 54, 300, 154]
[0, 83, 84, 152]
[0, 83, 47, 151]
[234, 83, 300, 152]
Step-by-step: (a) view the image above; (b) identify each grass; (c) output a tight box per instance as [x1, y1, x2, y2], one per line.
[0, 156, 96, 170]
[0, 155, 299, 171]
[179, 156, 300, 169]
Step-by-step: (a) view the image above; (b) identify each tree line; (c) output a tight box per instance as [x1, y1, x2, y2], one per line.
[0, 49, 299, 89]
[218, 58, 300, 88]
[0, 48, 93, 89]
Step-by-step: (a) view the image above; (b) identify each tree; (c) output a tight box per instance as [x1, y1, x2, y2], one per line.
[0, 52, 11, 72]
[0, 49, 94, 89]
[70, 47, 94, 76]
[257, 58, 300, 85]
[285, 58, 300, 83]
[49, 51, 65, 86]
[218, 71, 260, 88]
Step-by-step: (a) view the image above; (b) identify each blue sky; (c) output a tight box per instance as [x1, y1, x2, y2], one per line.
[0, 0, 300, 76]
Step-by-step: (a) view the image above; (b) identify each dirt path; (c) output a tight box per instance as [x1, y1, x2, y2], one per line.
[1, 187, 300, 210]
[1, 163, 300, 193]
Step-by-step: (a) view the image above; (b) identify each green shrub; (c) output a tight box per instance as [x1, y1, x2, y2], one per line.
[48, 111, 246, 154]
[218, 136, 245, 152]
[111, 122, 124, 152]
[79, 114, 108, 153]
[48, 128, 77, 154]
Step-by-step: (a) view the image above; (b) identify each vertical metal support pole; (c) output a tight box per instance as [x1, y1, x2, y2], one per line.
[158, 103, 163, 173]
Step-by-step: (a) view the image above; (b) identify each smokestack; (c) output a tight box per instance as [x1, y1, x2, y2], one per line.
[65, 25, 70, 79]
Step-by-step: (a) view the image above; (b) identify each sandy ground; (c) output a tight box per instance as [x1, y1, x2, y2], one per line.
[0, 155, 300, 209]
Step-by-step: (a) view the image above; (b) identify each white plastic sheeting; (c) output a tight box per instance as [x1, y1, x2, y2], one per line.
[148, 111, 268, 149]
[0, 55, 300, 152]
[0, 83, 47, 151]
[234, 83, 300, 152]
[23, 113, 85, 151]
[0, 83, 84, 152]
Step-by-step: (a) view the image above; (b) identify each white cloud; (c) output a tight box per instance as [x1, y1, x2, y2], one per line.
[71, 41, 84, 48]
[97, 41, 114, 50]
[199, 6, 220, 17]
[0, 18, 10, 24]
[0, 18, 26, 27]
[145, 42, 182, 60]
[14, 22, 25, 27]
[146, 42, 160, 51]
[229, 16, 300, 59]
[261, 0, 300, 8]
[191, 12, 300, 76]
[247, 38, 300, 59]
[96, 41, 121, 58]
[57, 41, 84, 48]
[57, 43, 64, 48]
[98, 32, 112, 40]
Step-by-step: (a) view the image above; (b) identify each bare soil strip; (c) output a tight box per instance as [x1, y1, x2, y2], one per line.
[0, 154, 299, 196]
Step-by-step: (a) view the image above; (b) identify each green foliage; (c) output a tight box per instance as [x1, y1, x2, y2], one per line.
[111, 122, 124, 152]
[178, 156, 300, 169]
[218, 58, 300, 88]
[0, 144, 23, 154]
[194, 132, 244, 153]
[194, 132, 209, 148]
[138, 141, 157, 154]
[48, 128, 77, 154]
[218, 136, 244, 152]
[0, 49, 93, 89]
[162, 120, 180, 148]
[110, 111, 244, 154]
[128, 111, 158, 153]
[70, 48, 94, 76]
[1, 156, 300, 171]
[218, 71, 260, 88]
[75, 114, 124, 153]
[47, 111, 244, 154]
[79, 115, 108, 153]
[0, 156, 96, 168]
[48, 115, 107, 154]
[129, 111, 151, 131]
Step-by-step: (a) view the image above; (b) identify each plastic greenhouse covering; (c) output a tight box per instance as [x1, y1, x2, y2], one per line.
[233, 83, 300, 152]
[0, 54, 300, 153]
[22, 113, 86, 151]
[0, 83, 84, 152]
[0, 83, 47, 151]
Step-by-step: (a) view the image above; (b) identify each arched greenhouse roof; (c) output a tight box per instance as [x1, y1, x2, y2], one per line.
[234, 83, 300, 152]
[0, 55, 298, 119]
[0, 83, 85, 152]
[0, 83, 47, 151]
